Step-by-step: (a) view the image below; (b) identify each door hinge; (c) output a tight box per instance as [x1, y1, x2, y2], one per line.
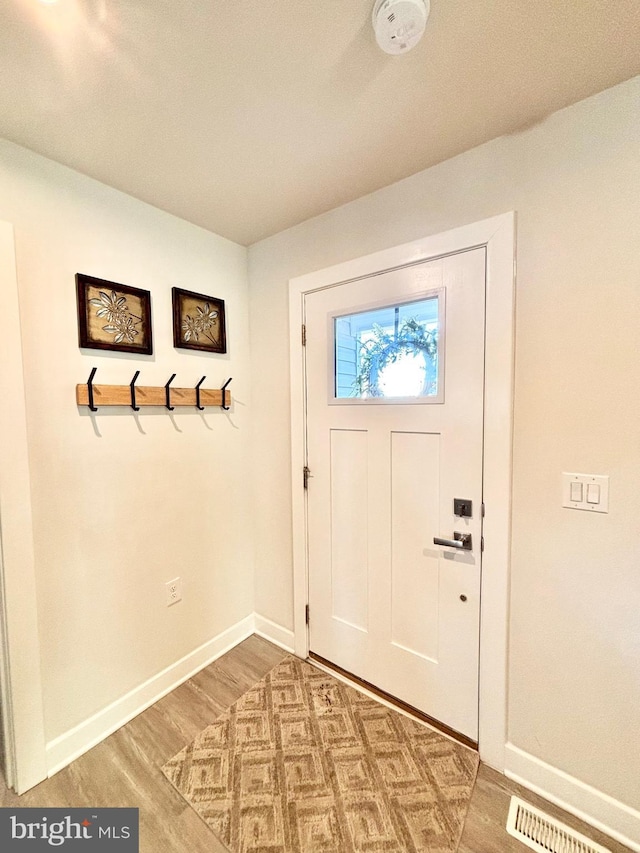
[481, 502, 485, 517]
[303, 466, 311, 489]
[305, 604, 310, 625]
[301, 324, 306, 346]
[481, 536, 485, 552]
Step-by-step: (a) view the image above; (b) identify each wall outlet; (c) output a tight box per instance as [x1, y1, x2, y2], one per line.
[165, 577, 182, 606]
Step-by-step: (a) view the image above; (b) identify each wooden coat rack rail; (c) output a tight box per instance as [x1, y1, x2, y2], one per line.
[76, 368, 232, 412]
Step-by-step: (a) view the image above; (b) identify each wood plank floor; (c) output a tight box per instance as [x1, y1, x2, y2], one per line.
[1, 635, 631, 852]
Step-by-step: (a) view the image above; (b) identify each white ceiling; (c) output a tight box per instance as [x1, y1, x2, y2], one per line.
[2, 0, 639, 245]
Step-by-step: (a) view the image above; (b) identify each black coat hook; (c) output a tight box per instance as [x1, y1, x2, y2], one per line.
[165, 373, 176, 411]
[195, 376, 206, 411]
[86, 366, 98, 412]
[130, 370, 140, 411]
[221, 377, 232, 411]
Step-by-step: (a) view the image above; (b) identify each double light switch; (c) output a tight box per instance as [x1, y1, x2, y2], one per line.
[562, 473, 609, 513]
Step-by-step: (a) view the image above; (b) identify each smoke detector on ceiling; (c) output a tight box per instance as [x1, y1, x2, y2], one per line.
[372, 0, 430, 55]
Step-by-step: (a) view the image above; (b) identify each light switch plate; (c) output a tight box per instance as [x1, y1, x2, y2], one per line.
[562, 473, 609, 513]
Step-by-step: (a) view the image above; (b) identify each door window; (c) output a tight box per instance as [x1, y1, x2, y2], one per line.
[333, 294, 443, 402]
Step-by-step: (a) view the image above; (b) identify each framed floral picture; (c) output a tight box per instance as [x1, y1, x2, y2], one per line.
[172, 287, 227, 353]
[76, 273, 153, 355]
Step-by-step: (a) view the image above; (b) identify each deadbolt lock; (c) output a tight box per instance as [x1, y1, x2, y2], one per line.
[453, 498, 473, 518]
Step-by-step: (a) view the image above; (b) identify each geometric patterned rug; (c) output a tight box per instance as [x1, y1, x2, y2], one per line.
[162, 656, 479, 852]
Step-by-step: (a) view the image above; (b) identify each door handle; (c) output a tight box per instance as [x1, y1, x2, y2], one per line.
[433, 532, 472, 551]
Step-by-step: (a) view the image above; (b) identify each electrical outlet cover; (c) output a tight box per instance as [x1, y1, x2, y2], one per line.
[165, 577, 182, 606]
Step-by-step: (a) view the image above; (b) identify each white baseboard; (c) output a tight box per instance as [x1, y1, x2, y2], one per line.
[46, 615, 255, 777]
[42, 622, 640, 853]
[505, 743, 640, 852]
[253, 613, 295, 653]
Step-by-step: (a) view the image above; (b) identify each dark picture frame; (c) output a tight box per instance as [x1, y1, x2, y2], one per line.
[76, 273, 153, 355]
[172, 287, 227, 353]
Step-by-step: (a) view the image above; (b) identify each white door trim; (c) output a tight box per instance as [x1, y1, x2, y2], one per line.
[0, 220, 48, 793]
[289, 212, 515, 771]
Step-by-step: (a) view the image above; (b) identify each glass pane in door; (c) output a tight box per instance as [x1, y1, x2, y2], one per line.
[334, 295, 441, 401]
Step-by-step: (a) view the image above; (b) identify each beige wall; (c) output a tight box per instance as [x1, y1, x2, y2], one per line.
[0, 140, 253, 744]
[248, 76, 640, 814]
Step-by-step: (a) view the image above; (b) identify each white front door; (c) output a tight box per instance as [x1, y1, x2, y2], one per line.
[304, 247, 485, 741]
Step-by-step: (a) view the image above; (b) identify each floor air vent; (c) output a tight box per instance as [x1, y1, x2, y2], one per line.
[506, 796, 611, 853]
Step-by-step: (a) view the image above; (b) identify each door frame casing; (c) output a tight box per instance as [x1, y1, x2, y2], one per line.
[0, 220, 48, 793]
[289, 212, 515, 771]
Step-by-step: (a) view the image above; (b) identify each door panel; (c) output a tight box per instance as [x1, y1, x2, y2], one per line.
[330, 429, 369, 630]
[305, 248, 485, 740]
[390, 430, 440, 662]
